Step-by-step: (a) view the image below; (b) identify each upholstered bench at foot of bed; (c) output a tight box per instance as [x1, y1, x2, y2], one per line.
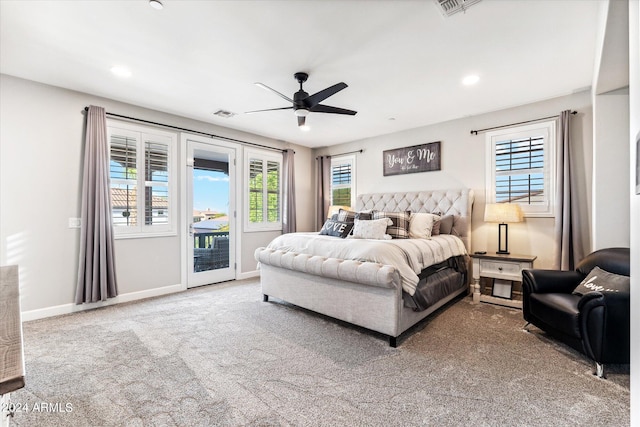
[255, 248, 400, 290]
[255, 247, 404, 344]
[254, 247, 466, 347]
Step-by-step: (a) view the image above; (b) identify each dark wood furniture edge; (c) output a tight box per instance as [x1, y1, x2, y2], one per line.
[470, 253, 537, 263]
[0, 376, 25, 395]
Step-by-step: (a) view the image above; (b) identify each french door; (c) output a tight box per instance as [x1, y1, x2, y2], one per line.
[185, 137, 236, 288]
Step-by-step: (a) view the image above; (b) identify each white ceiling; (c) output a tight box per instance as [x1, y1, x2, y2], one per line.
[0, 0, 601, 148]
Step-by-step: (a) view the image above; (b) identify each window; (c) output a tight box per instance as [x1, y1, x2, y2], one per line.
[486, 121, 556, 217]
[108, 122, 177, 237]
[245, 149, 282, 231]
[331, 155, 356, 208]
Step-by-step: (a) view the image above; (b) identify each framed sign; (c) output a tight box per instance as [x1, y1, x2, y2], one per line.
[383, 141, 441, 176]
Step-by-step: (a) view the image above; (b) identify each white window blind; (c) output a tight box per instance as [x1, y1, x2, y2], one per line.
[486, 121, 555, 217]
[144, 140, 169, 226]
[248, 158, 264, 223]
[110, 134, 138, 227]
[266, 160, 280, 223]
[108, 122, 176, 237]
[331, 155, 356, 208]
[245, 149, 282, 231]
[495, 135, 545, 204]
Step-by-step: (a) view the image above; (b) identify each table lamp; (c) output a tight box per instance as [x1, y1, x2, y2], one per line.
[484, 203, 523, 254]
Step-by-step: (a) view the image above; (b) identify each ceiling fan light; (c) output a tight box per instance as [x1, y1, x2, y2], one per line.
[294, 109, 310, 117]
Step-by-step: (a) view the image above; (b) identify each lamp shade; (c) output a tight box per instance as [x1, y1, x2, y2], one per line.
[327, 205, 351, 219]
[484, 203, 523, 223]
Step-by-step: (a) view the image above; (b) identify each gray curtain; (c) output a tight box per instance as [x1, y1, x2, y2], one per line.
[554, 110, 583, 270]
[316, 155, 331, 230]
[282, 148, 296, 233]
[75, 105, 118, 303]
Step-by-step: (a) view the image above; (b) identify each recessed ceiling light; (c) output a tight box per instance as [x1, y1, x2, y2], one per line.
[462, 75, 480, 85]
[110, 66, 132, 78]
[299, 125, 310, 132]
[149, 0, 164, 10]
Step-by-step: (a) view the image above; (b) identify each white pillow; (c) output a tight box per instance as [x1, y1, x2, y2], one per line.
[351, 218, 393, 240]
[409, 213, 440, 239]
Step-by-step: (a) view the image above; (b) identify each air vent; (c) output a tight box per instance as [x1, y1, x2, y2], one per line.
[213, 110, 236, 118]
[434, 0, 482, 17]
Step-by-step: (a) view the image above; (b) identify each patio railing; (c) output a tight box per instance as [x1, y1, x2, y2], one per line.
[193, 231, 229, 249]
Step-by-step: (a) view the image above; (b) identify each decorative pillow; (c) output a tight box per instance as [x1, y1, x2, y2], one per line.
[433, 215, 455, 235]
[351, 218, 392, 240]
[337, 208, 356, 223]
[337, 209, 372, 222]
[372, 211, 411, 239]
[409, 213, 440, 239]
[431, 220, 440, 235]
[319, 219, 354, 238]
[572, 266, 630, 296]
[355, 211, 372, 220]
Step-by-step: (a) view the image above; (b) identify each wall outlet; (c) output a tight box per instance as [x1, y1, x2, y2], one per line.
[68, 218, 81, 228]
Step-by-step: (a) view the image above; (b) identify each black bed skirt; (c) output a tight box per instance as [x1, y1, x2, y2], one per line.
[403, 255, 469, 311]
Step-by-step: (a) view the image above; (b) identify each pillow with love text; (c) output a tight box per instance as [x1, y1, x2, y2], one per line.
[319, 219, 354, 238]
[572, 266, 630, 296]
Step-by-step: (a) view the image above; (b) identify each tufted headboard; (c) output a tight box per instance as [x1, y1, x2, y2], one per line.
[356, 189, 474, 251]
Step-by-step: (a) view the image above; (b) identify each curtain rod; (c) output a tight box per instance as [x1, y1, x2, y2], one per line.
[83, 107, 290, 153]
[470, 110, 577, 135]
[315, 149, 363, 160]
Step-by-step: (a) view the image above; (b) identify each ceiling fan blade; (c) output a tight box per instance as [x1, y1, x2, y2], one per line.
[297, 116, 306, 127]
[310, 104, 357, 115]
[254, 83, 294, 103]
[304, 82, 348, 108]
[245, 106, 293, 114]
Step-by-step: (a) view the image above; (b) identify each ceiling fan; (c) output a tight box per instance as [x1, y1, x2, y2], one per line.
[246, 72, 357, 129]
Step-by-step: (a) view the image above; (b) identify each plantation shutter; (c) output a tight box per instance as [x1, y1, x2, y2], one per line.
[495, 135, 545, 205]
[266, 160, 280, 223]
[331, 161, 352, 206]
[110, 134, 138, 226]
[248, 158, 264, 223]
[144, 139, 169, 225]
[245, 149, 283, 231]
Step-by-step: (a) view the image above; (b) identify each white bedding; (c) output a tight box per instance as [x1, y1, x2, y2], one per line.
[265, 233, 468, 296]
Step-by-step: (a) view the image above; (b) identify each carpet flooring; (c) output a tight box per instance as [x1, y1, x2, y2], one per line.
[8, 279, 629, 426]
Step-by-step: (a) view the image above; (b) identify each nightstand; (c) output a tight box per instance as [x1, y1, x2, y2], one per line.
[470, 253, 536, 309]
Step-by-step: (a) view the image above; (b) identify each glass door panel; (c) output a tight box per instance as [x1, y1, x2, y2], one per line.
[187, 140, 235, 288]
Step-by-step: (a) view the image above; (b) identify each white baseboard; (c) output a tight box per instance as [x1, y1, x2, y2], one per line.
[237, 270, 260, 280]
[21, 283, 185, 322]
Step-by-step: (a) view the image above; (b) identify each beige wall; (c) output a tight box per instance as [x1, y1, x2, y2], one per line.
[0, 74, 313, 315]
[592, 87, 630, 249]
[315, 91, 594, 269]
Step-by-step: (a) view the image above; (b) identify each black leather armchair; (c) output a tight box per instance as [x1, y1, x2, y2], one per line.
[522, 248, 630, 378]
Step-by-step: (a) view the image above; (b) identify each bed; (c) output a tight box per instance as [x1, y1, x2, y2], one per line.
[254, 189, 474, 346]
